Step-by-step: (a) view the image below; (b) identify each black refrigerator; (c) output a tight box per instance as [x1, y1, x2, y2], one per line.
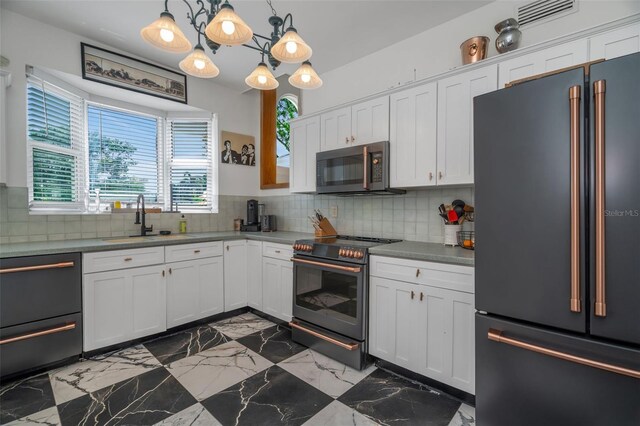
[474, 52, 640, 426]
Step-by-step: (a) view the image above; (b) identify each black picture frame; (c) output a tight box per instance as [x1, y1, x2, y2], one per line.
[81, 42, 188, 104]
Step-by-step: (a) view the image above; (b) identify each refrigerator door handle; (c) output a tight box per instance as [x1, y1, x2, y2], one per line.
[569, 85, 581, 313]
[594, 80, 607, 318]
[488, 329, 640, 379]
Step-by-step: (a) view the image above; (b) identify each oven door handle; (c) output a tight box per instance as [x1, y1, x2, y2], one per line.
[290, 321, 360, 351]
[291, 257, 362, 273]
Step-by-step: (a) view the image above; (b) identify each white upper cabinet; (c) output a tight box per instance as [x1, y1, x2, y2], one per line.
[223, 240, 248, 311]
[437, 64, 498, 186]
[498, 39, 588, 88]
[320, 106, 351, 152]
[351, 96, 390, 146]
[246, 240, 263, 310]
[320, 96, 389, 151]
[290, 116, 320, 193]
[589, 23, 640, 61]
[389, 82, 437, 188]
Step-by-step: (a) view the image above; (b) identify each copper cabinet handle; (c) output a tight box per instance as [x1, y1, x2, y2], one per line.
[594, 80, 607, 317]
[194, 250, 201, 254]
[415, 269, 421, 277]
[420, 292, 424, 301]
[290, 321, 359, 351]
[291, 257, 361, 273]
[569, 85, 581, 313]
[488, 329, 640, 379]
[0, 323, 76, 345]
[124, 257, 133, 262]
[0, 261, 74, 274]
[363, 145, 369, 190]
[411, 290, 415, 300]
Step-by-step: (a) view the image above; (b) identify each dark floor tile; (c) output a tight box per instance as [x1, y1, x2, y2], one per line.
[338, 368, 461, 426]
[202, 365, 333, 426]
[236, 325, 306, 364]
[0, 373, 56, 424]
[144, 325, 231, 365]
[57, 367, 196, 426]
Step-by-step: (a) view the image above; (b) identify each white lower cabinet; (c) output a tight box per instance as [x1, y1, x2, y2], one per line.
[83, 264, 166, 352]
[369, 259, 475, 394]
[224, 240, 248, 311]
[247, 240, 263, 310]
[166, 257, 224, 329]
[262, 256, 293, 322]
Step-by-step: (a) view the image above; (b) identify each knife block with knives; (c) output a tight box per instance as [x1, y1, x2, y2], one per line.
[309, 209, 337, 237]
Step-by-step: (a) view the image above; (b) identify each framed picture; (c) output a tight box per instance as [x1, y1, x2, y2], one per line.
[221, 131, 256, 166]
[81, 43, 187, 104]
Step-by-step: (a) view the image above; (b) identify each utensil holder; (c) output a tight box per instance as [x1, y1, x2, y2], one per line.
[444, 224, 461, 246]
[314, 218, 338, 237]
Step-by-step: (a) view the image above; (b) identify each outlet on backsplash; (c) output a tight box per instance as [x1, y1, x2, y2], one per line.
[330, 205, 338, 218]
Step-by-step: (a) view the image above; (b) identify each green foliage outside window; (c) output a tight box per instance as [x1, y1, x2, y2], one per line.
[276, 97, 298, 155]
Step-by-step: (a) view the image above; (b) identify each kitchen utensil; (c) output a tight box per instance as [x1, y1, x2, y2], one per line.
[448, 210, 459, 224]
[452, 199, 466, 208]
[454, 205, 465, 220]
[439, 213, 449, 223]
[464, 205, 475, 212]
[460, 36, 489, 65]
[495, 18, 522, 53]
[438, 204, 447, 215]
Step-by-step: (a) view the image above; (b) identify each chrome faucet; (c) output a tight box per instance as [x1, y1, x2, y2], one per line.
[134, 194, 153, 236]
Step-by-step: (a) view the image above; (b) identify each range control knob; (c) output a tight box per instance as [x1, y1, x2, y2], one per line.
[339, 248, 345, 257]
[306, 245, 313, 252]
[348, 250, 354, 258]
[294, 244, 299, 250]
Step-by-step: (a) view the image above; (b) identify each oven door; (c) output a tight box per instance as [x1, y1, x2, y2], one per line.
[292, 255, 366, 341]
[316, 142, 389, 194]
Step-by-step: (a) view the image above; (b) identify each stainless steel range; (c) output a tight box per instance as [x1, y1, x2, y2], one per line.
[290, 236, 401, 370]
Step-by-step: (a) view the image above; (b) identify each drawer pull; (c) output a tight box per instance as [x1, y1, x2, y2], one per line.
[169, 268, 172, 274]
[194, 250, 201, 254]
[488, 329, 640, 379]
[411, 290, 415, 300]
[0, 261, 75, 274]
[290, 321, 359, 351]
[0, 323, 76, 345]
[124, 257, 133, 262]
[420, 292, 424, 301]
[275, 250, 281, 254]
[416, 269, 421, 277]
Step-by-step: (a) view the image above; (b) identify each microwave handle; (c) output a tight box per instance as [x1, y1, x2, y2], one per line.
[363, 146, 369, 190]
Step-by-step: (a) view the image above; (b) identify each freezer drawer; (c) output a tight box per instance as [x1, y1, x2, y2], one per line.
[0, 253, 82, 327]
[0, 313, 82, 378]
[476, 314, 640, 426]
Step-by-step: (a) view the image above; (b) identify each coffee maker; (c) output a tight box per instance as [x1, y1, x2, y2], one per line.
[240, 199, 261, 232]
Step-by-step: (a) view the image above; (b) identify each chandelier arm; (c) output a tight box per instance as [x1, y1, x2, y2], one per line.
[182, 0, 208, 32]
[281, 13, 294, 31]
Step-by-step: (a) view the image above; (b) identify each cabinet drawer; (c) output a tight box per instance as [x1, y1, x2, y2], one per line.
[83, 247, 164, 273]
[262, 242, 293, 260]
[165, 241, 223, 263]
[370, 255, 474, 294]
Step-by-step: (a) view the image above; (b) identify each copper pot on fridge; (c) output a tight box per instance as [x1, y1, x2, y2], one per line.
[460, 36, 490, 65]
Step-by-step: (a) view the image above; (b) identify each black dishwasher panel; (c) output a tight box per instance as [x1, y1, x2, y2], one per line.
[0, 313, 82, 377]
[0, 253, 82, 327]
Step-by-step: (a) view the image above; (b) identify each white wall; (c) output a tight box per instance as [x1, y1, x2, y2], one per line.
[304, 0, 640, 113]
[0, 9, 262, 196]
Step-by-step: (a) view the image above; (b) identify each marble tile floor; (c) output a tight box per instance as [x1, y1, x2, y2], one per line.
[0, 312, 475, 426]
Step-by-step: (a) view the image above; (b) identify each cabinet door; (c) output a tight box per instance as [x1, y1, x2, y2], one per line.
[351, 96, 389, 146]
[390, 83, 437, 188]
[279, 260, 293, 322]
[498, 39, 588, 88]
[589, 23, 640, 61]
[224, 240, 248, 311]
[437, 64, 497, 185]
[130, 265, 166, 340]
[448, 290, 475, 394]
[166, 261, 199, 328]
[246, 241, 263, 310]
[198, 256, 224, 319]
[369, 277, 422, 370]
[290, 116, 320, 193]
[320, 107, 351, 151]
[83, 269, 132, 351]
[262, 257, 281, 318]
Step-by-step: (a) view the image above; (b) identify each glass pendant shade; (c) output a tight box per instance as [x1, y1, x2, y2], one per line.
[289, 61, 322, 89]
[205, 3, 253, 46]
[179, 45, 220, 78]
[141, 12, 192, 53]
[271, 28, 312, 63]
[245, 62, 279, 90]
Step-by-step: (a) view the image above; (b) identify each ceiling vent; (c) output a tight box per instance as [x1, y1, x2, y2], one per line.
[517, 0, 577, 27]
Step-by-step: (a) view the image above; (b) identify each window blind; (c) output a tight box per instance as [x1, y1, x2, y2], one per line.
[27, 79, 85, 209]
[167, 119, 215, 212]
[87, 104, 162, 203]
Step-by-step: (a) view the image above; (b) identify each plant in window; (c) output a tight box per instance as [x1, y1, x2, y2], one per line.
[276, 97, 298, 166]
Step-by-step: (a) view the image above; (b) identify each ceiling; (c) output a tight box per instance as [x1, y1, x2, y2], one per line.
[2, 0, 493, 92]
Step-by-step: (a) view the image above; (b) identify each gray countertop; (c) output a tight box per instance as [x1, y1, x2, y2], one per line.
[0, 232, 474, 266]
[369, 241, 474, 266]
[0, 231, 314, 259]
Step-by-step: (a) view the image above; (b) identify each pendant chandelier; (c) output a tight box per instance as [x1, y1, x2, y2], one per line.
[141, 0, 323, 90]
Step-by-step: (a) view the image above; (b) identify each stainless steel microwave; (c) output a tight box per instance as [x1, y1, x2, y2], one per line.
[316, 141, 405, 195]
